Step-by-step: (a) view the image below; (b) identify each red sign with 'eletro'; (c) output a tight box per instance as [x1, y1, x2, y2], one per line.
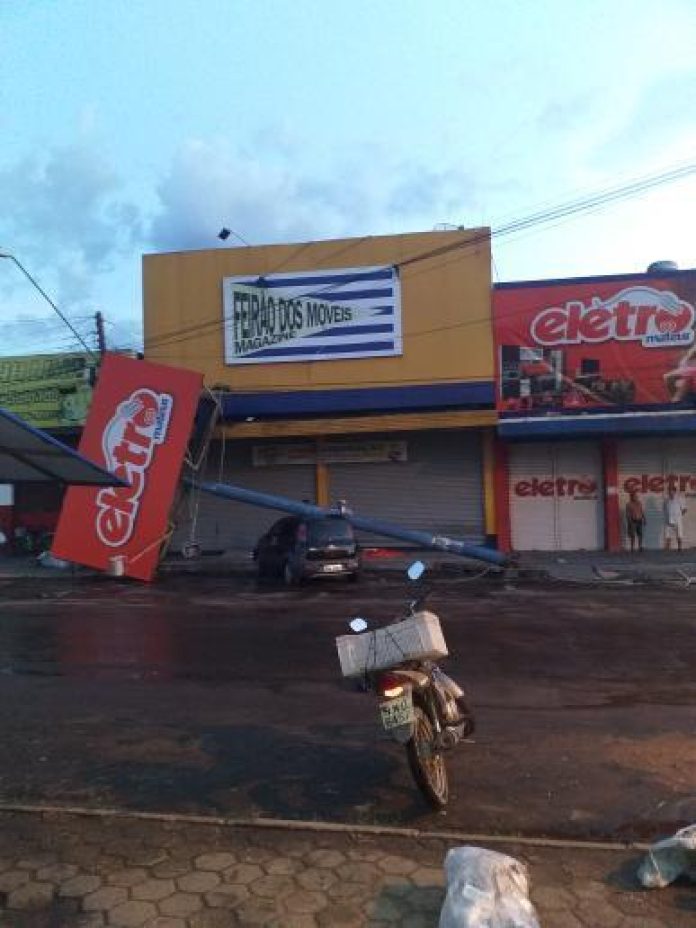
[494, 271, 696, 415]
[52, 353, 202, 581]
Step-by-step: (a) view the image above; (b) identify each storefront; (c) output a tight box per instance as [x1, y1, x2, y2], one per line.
[175, 428, 488, 553]
[493, 268, 696, 552]
[617, 437, 696, 549]
[507, 441, 604, 551]
[143, 228, 498, 553]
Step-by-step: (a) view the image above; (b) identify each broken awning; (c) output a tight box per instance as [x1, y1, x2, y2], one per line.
[0, 405, 125, 485]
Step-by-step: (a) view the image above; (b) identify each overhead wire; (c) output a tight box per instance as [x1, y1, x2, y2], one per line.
[143, 158, 696, 356]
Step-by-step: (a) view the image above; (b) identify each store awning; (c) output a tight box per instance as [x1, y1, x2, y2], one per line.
[498, 409, 696, 440]
[0, 406, 125, 485]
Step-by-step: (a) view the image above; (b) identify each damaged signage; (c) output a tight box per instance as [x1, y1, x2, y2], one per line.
[52, 353, 202, 581]
[494, 271, 696, 416]
[222, 265, 402, 365]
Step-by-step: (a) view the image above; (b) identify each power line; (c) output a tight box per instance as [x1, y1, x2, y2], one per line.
[0, 252, 98, 361]
[144, 158, 696, 354]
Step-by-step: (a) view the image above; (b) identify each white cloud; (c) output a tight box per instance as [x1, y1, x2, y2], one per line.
[146, 137, 495, 253]
[0, 143, 142, 304]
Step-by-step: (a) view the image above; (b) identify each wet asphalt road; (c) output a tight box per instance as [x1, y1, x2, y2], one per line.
[0, 572, 695, 841]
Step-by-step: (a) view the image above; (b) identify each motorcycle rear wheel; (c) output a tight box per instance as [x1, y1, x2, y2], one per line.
[406, 705, 449, 808]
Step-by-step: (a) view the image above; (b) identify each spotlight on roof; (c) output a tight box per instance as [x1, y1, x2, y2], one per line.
[218, 228, 231, 241]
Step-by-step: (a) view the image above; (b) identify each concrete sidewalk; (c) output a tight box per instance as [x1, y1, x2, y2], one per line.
[0, 808, 690, 927]
[517, 549, 696, 585]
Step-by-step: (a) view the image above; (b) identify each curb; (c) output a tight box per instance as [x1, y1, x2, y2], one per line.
[0, 802, 650, 854]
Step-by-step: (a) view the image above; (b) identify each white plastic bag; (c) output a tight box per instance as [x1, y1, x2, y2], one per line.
[638, 825, 696, 888]
[439, 847, 541, 928]
[37, 551, 70, 570]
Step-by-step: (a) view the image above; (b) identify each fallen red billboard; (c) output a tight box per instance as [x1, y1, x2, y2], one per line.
[52, 353, 202, 581]
[494, 272, 696, 415]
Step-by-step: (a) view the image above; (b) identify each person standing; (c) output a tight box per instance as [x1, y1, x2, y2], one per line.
[664, 487, 687, 551]
[625, 491, 646, 553]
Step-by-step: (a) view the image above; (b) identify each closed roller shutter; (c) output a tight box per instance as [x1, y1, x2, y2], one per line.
[509, 444, 556, 550]
[618, 438, 696, 549]
[327, 431, 484, 544]
[172, 440, 315, 553]
[509, 442, 604, 551]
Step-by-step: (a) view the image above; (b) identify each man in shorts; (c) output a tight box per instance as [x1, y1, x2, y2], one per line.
[625, 491, 646, 553]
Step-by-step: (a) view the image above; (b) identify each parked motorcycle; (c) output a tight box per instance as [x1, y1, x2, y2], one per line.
[341, 561, 474, 809]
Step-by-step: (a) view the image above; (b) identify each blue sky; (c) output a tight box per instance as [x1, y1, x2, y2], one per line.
[1, 0, 695, 355]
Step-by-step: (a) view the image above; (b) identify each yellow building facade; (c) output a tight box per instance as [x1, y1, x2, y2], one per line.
[142, 229, 498, 552]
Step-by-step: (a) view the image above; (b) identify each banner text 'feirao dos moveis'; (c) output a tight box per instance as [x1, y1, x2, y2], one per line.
[52, 353, 202, 581]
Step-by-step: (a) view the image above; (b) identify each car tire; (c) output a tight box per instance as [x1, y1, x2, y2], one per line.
[347, 571, 359, 583]
[283, 561, 297, 586]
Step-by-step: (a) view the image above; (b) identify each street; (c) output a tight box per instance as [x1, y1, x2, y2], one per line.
[0, 571, 695, 841]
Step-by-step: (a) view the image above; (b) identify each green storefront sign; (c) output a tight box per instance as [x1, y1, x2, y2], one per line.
[0, 353, 98, 428]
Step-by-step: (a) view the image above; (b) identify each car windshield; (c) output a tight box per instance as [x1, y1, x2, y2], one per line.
[307, 518, 354, 545]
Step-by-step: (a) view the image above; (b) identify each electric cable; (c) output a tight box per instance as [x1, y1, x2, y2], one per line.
[143, 158, 696, 355]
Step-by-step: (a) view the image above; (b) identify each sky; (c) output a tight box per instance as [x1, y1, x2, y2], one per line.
[1, 0, 695, 357]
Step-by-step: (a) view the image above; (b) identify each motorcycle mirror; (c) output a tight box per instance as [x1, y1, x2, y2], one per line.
[407, 560, 426, 581]
[349, 617, 368, 633]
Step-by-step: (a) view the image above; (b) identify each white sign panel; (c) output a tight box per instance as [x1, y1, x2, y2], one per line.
[222, 265, 402, 365]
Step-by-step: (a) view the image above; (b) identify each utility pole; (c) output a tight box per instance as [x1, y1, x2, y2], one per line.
[95, 311, 107, 355]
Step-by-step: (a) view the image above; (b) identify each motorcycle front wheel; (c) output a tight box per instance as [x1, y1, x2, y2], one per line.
[406, 705, 449, 808]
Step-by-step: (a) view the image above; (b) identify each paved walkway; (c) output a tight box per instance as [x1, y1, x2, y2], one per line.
[517, 549, 696, 584]
[0, 810, 691, 927]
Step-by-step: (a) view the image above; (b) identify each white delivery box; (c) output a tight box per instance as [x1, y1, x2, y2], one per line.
[336, 610, 448, 678]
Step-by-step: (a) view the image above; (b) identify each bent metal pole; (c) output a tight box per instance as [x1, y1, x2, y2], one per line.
[194, 481, 509, 567]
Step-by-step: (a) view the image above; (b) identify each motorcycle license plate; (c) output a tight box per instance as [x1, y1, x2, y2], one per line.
[380, 692, 414, 730]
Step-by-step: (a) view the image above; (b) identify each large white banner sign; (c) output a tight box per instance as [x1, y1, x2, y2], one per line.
[222, 265, 402, 365]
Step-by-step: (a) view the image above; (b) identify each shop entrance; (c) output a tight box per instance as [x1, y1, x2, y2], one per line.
[509, 442, 604, 551]
[618, 438, 696, 549]
[327, 431, 485, 544]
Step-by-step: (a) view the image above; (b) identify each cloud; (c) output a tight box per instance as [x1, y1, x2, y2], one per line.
[386, 164, 480, 220]
[0, 143, 142, 306]
[592, 70, 696, 169]
[147, 140, 322, 250]
[146, 137, 493, 253]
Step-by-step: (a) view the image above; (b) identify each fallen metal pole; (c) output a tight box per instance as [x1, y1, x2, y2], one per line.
[195, 481, 508, 567]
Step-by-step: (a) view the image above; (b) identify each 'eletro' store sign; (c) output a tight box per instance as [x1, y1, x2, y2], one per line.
[222, 265, 402, 365]
[494, 271, 696, 415]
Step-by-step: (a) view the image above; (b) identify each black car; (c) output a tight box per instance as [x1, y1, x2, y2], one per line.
[252, 515, 360, 584]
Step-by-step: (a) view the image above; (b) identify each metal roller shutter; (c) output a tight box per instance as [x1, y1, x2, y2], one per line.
[618, 438, 696, 549]
[509, 442, 604, 551]
[327, 430, 484, 544]
[509, 444, 556, 550]
[172, 440, 315, 553]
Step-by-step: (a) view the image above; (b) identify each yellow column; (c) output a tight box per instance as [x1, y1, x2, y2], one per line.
[482, 429, 496, 541]
[315, 439, 329, 506]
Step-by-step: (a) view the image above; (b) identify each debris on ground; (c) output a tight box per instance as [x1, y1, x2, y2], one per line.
[36, 551, 71, 569]
[439, 846, 541, 927]
[638, 824, 696, 888]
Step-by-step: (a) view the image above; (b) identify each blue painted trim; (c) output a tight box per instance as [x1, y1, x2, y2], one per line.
[220, 381, 495, 420]
[499, 411, 696, 440]
[495, 268, 696, 290]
